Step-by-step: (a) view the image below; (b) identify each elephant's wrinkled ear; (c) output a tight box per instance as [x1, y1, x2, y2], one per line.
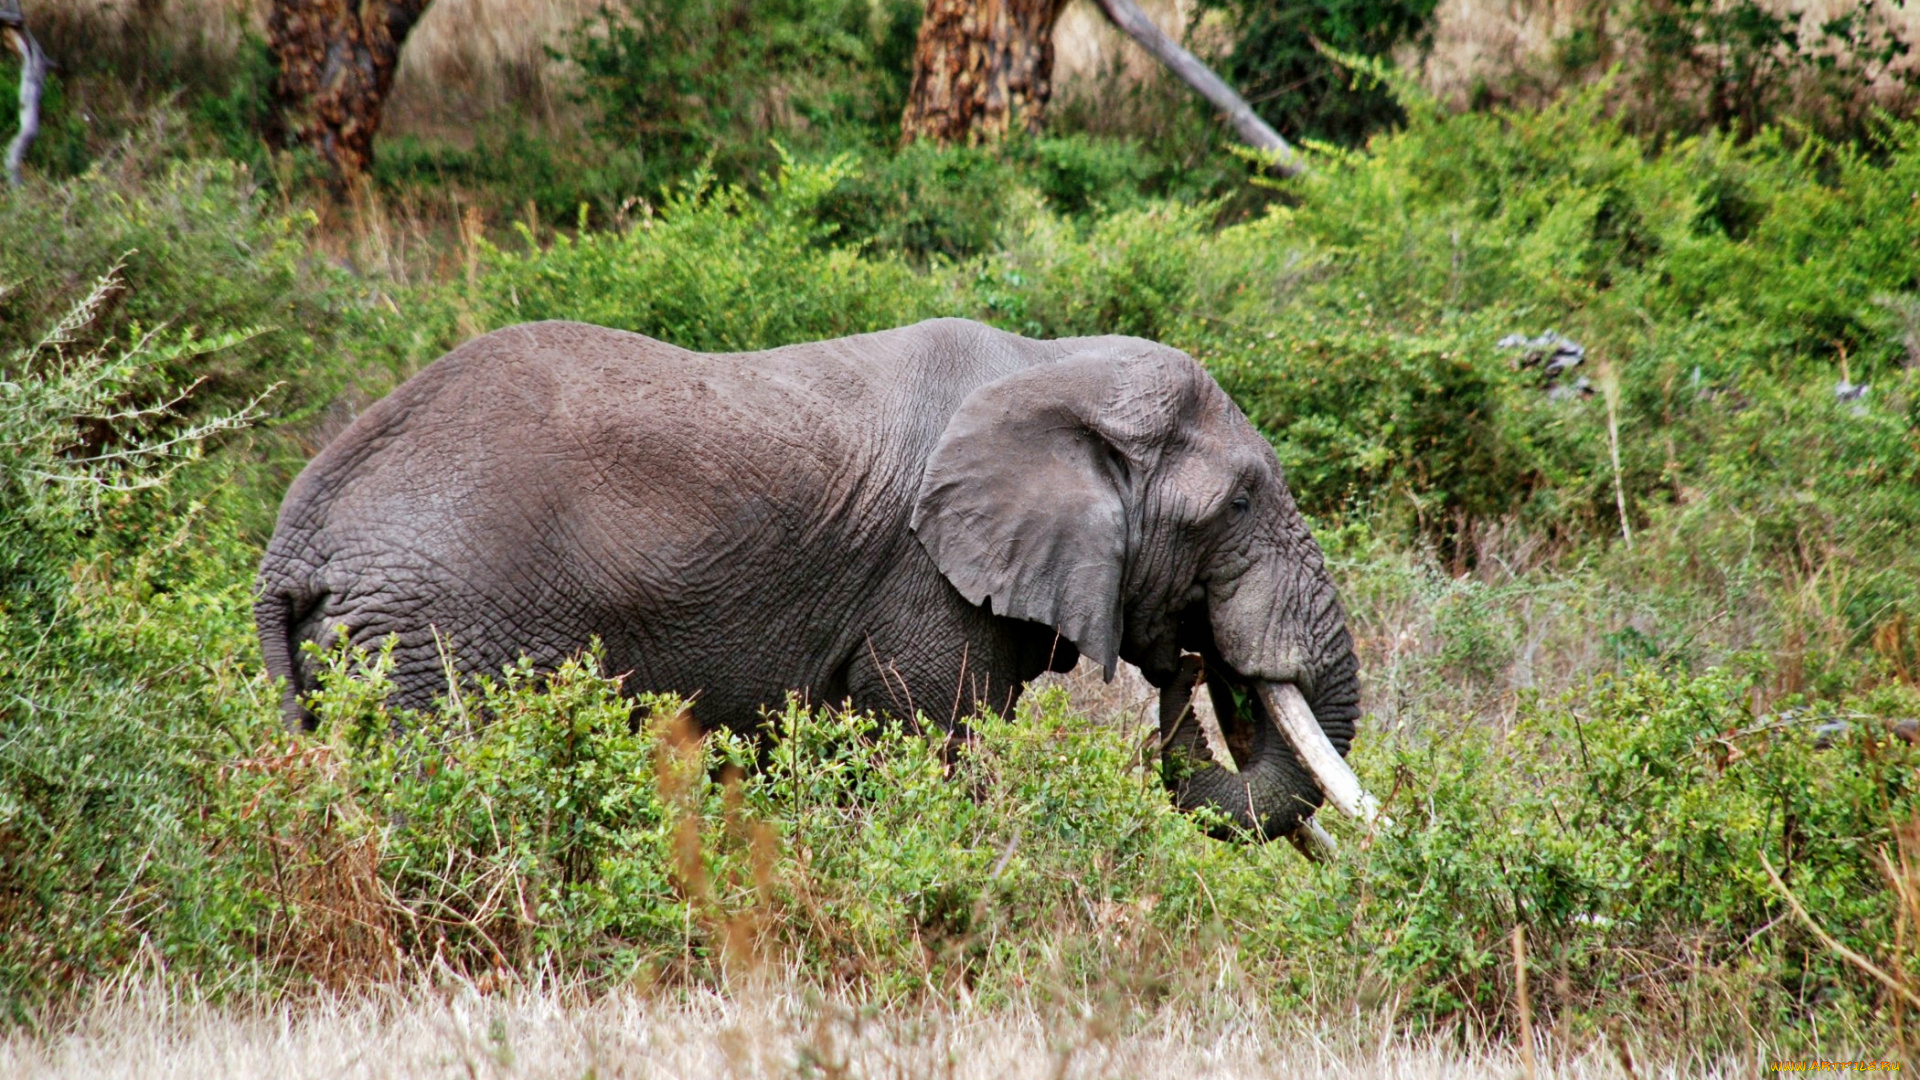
[911, 356, 1135, 676]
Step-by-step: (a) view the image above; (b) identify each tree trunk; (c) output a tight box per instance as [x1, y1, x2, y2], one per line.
[901, 0, 1068, 146]
[266, 0, 433, 182]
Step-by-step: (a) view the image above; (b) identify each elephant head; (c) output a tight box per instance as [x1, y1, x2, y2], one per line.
[911, 338, 1378, 847]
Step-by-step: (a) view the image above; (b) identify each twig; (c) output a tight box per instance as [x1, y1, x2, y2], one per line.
[1, 0, 47, 188]
[1513, 924, 1536, 1080]
[1761, 851, 1920, 1009]
[1598, 354, 1632, 550]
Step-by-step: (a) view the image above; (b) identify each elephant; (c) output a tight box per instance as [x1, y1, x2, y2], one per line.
[255, 317, 1379, 846]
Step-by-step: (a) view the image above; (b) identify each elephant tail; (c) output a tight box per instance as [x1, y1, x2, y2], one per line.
[255, 575, 324, 732]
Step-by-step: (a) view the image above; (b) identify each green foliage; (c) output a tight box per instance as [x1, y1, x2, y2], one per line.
[212, 643, 1249, 995]
[187, 34, 280, 169]
[0, 121, 340, 411]
[977, 87, 1920, 570]
[565, 0, 920, 191]
[1195, 0, 1441, 147]
[745, 688, 1246, 996]
[1353, 668, 1919, 1033]
[202, 644, 1920, 1045]
[811, 142, 1020, 263]
[809, 134, 1164, 265]
[224, 641, 712, 980]
[0, 273, 276, 1017]
[0, 269, 265, 534]
[461, 155, 949, 351]
[373, 126, 657, 230]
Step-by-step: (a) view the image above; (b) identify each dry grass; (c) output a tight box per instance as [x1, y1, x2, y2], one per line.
[0, 976, 1774, 1079]
[381, 0, 601, 137]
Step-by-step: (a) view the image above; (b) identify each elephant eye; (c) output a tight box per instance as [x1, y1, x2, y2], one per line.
[1230, 494, 1251, 515]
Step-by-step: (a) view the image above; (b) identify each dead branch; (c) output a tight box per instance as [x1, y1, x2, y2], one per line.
[1085, 0, 1304, 176]
[1761, 851, 1920, 1010]
[1, 0, 46, 188]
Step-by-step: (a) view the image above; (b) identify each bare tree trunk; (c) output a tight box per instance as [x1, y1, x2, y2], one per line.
[901, 0, 1068, 146]
[1, 0, 46, 188]
[1084, 0, 1302, 175]
[266, 0, 433, 182]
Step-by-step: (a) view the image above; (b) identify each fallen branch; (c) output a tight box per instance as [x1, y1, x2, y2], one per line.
[1760, 851, 1920, 1010]
[1085, 0, 1304, 177]
[1, 0, 47, 188]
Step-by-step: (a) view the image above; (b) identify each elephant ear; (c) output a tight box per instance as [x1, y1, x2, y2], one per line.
[912, 353, 1156, 678]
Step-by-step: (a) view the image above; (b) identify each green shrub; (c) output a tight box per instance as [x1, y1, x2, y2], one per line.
[989, 199, 1212, 340]
[462, 155, 951, 351]
[565, 0, 920, 192]
[811, 142, 1020, 263]
[0, 271, 277, 1017]
[0, 119, 343, 412]
[1348, 667, 1919, 1040]
[1196, 0, 1441, 147]
[234, 643, 1261, 997]
[221, 640, 713, 982]
[218, 639, 1920, 1049]
[372, 126, 657, 230]
[811, 135, 1161, 265]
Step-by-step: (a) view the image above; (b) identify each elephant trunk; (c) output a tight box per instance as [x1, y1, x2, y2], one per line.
[1159, 657, 1380, 851]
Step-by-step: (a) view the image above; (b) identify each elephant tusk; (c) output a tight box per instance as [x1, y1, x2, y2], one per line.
[1287, 815, 1339, 861]
[1257, 682, 1386, 827]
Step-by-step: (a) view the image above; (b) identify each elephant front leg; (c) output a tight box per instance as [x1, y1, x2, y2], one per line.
[843, 633, 1022, 737]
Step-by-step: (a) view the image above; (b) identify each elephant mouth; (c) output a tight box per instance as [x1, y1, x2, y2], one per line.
[1158, 657, 1384, 856]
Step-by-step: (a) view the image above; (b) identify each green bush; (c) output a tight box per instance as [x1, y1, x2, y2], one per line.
[977, 87, 1920, 556]
[1349, 667, 1919, 1035]
[0, 271, 278, 1017]
[373, 126, 657, 230]
[809, 142, 1020, 263]
[210, 638, 1920, 1048]
[214, 639, 1258, 996]
[1196, 0, 1441, 147]
[810, 134, 1162, 266]
[461, 155, 951, 351]
[0, 119, 343, 412]
[565, 0, 920, 192]
[222, 641, 710, 982]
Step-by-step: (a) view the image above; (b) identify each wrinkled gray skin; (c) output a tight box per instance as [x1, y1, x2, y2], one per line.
[256, 318, 1361, 840]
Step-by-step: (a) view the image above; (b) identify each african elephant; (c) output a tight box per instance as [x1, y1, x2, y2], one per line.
[255, 317, 1378, 845]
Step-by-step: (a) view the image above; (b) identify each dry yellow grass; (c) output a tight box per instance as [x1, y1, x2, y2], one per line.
[0, 976, 1774, 1079]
